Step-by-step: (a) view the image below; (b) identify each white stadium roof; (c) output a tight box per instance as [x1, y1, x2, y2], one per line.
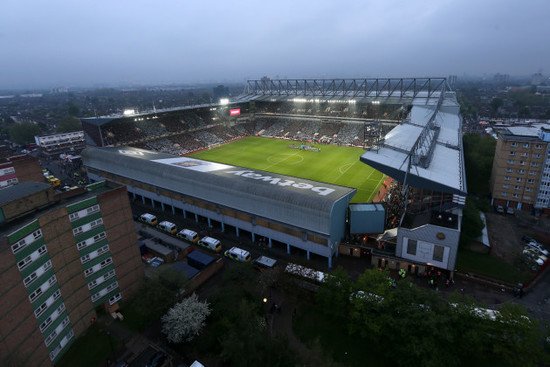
[360, 92, 466, 195]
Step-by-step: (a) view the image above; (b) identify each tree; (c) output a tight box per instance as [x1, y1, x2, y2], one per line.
[490, 98, 504, 116]
[9, 121, 41, 145]
[56, 115, 82, 133]
[161, 293, 211, 344]
[316, 266, 353, 316]
[459, 197, 484, 247]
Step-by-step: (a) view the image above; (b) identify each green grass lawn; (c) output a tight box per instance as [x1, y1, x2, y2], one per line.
[190, 136, 384, 203]
[456, 248, 532, 284]
[56, 324, 119, 367]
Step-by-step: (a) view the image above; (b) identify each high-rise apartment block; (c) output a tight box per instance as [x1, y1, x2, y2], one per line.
[0, 181, 143, 366]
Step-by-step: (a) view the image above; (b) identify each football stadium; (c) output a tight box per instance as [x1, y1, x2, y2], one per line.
[81, 77, 466, 272]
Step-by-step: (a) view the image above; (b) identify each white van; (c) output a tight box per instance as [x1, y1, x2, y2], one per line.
[139, 213, 158, 226]
[156, 220, 177, 234]
[224, 246, 251, 262]
[177, 229, 199, 243]
[198, 236, 222, 253]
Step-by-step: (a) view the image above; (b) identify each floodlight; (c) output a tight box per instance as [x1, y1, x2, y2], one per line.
[220, 98, 229, 105]
[123, 109, 136, 116]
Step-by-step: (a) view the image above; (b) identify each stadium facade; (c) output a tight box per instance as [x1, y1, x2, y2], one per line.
[82, 146, 356, 267]
[80, 77, 466, 273]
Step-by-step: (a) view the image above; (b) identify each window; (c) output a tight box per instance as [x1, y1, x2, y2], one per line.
[536, 144, 543, 149]
[34, 289, 61, 318]
[514, 185, 521, 190]
[504, 176, 511, 181]
[523, 143, 530, 148]
[520, 161, 526, 166]
[532, 162, 539, 167]
[526, 187, 532, 192]
[511, 142, 518, 147]
[501, 192, 508, 197]
[23, 260, 52, 287]
[502, 184, 510, 189]
[80, 254, 90, 264]
[506, 168, 513, 173]
[18, 245, 48, 271]
[529, 171, 537, 176]
[528, 179, 535, 184]
[518, 169, 525, 174]
[516, 178, 523, 182]
[509, 151, 516, 156]
[534, 153, 541, 158]
[109, 293, 121, 305]
[11, 229, 43, 255]
[69, 212, 79, 222]
[507, 160, 515, 164]
[407, 239, 417, 256]
[521, 152, 528, 158]
[433, 245, 444, 262]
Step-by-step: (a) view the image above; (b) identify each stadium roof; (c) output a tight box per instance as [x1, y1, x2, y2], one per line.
[360, 92, 466, 195]
[237, 77, 451, 105]
[81, 146, 356, 235]
[80, 102, 220, 127]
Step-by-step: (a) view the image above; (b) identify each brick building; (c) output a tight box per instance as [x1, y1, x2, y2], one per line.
[0, 154, 44, 189]
[490, 126, 550, 212]
[0, 181, 143, 366]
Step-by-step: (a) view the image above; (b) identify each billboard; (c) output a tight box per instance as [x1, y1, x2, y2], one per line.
[230, 108, 241, 116]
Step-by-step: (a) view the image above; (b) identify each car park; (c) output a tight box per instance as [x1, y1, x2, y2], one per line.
[156, 220, 177, 235]
[197, 236, 222, 252]
[523, 248, 545, 266]
[224, 247, 251, 262]
[525, 241, 549, 256]
[139, 213, 158, 226]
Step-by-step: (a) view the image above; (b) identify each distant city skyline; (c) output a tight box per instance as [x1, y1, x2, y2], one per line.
[1, 0, 549, 90]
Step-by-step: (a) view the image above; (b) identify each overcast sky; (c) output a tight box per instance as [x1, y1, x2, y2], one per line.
[1, 0, 548, 89]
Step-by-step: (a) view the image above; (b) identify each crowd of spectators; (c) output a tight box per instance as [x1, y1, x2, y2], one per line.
[98, 106, 402, 155]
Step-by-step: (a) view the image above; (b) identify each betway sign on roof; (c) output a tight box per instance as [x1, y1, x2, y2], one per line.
[153, 156, 339, 197]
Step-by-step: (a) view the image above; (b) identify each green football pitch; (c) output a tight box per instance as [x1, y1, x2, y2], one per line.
[189, 136, 385, 203]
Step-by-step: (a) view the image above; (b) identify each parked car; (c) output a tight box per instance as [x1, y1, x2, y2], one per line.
[506, 207, 515, 215]
[523, 247, 546, 266]
[525, 241, 549, 256]
[495, 205, 504, 214]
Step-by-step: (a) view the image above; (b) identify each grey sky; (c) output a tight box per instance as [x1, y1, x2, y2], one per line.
[1, 0, 548, 89]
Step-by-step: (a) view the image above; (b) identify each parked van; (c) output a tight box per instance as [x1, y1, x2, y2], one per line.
[224, 247, 251, 262]
[177, 229, 199, 243]
[157, 220, 177, 234]
[139, 213, 158, 226]
[198, 236, 222, 252]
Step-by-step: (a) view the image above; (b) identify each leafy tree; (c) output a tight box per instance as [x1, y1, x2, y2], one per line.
[219, 299, 295, 367]
[56, 115, 82, 133]
[67, 104, 80, 116]
[316, 266, 353, 316]
[9, 121, 41, 145]
[161, 293, 211, 343]
[131, 268, 188, 324]
[462, 133, 497, 194]
[459, 197, 484, 247]
[490, 98, 504, 116]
